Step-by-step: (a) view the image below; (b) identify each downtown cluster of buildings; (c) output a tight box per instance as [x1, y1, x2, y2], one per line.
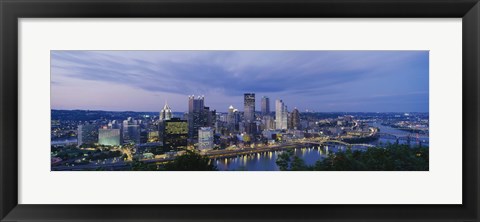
[75, 93, 304, 153]
[220, 95, 301, 133]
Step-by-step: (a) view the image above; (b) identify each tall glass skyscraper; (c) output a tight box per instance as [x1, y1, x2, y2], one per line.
[261, 96, 270, 115]
[77, 123, 98, 147]
[244, 93, 255, 123]
[188, 95, 204, 113]
[123, 117, 141, 144]
[289, 108, 301, 130]
[188, 95, 206, 140]
[198, 127, 214, 150]
[227, 105, 240, 131]
[275, 99, 288, 130]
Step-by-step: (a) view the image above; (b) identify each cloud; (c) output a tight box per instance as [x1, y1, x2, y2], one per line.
[51, 50, 429, 112]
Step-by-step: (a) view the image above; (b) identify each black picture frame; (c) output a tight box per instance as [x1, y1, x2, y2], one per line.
[1, 0, 479, 221]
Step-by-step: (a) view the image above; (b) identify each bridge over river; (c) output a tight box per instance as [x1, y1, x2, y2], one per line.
[52, 139, 378, 170]
[376, 132, 428, 142]
[301, 140, 375, 148]
[144, 139, 375, 162]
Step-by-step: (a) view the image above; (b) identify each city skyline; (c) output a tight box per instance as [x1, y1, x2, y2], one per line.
[51, 50, 429, 112]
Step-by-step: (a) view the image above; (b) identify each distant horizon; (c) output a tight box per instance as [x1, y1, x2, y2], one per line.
[51, 51, 429, 112]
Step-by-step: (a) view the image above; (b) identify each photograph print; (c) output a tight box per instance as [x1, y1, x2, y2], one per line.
[51, 50, 429, 171]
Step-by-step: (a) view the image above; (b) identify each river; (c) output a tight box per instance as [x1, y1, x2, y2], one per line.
[369, 122, 429, 147]
[214, 122, 429, 171]
[214, 146, 351, 171]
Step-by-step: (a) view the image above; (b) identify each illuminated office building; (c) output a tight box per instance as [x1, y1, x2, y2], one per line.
[77, 123, 98, 147]
[262, 115, 275, 130]
[148, 131, 160, 143]
[162, 118, 188, 151]
[198, 127, 214, 150]
[227, 105, 240, 131]
[244, 93, 255, 123]
[289, 108, 301, 130]
[261, 96, 270, 115]
[122, 117, 141, 144]
[188, 95, 206, 140]
[98, 128, 121, 146]
[275, 99, 288, 130]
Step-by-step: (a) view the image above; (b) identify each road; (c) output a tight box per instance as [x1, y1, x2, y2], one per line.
[52, 136, 377, 170]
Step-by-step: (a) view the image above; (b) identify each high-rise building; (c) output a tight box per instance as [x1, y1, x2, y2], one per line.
[77, 123, 98, 147]
[162, 118, 188, 151]
[287, 112, 293, 130]
[262, 115, 275, 130]
[244, 93, 255, 123]
[275, 99, 288, 130]
[261, 96, 270, 115]
[227, 105, 240, 131]
[198, 127, 214, 150]
[160, 101, 172, 121]
[219, 112, 228, 122]
[245, 122, 258, 135]
[204, 106, 216, 128]
[188, 95, 207, 141]
[189, 95, 204, 113]
[227, 105, 235, 125]
[289, 108, 301, 130]
[123, 117, 140, 144]
[98, 128, 121, 146]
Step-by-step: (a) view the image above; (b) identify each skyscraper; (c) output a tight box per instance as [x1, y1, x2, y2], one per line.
[204, 106, 216, 128]
[160, 101, 172, 121]
[227, 105, 240, 132]
[275, 99, 288, 130]
[287, 112, 293, 130]
[262, 115, 275, 130]
[123, 117, 140, 144]
[244, 93, 255, 123]
[189, 95, 204, 113]
[261, 96, 270, 115]
[198, 127, 214, 150]
[290, 108, 301, 130]
[77, 123, 98, 147]
[227, 105, 235, 127]
[188, 95, 207, 141]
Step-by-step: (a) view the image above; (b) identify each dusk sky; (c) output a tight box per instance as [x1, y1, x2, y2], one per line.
[51, 51, 428, 113]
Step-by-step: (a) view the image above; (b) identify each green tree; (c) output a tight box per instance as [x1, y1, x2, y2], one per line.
[314, 144, 428, 171]
[276, 150, 293, 170]
[276, 149, 310, 171]
[163, 150, 217, 171]
[277, 144, 429, 171]
[131, 160, 158, 171]
[291, 156, 309, 171]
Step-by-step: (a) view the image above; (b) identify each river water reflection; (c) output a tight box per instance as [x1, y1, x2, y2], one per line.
[215, 146, 329, 171]
[214, 122, 429, 171]
[369, 122, 429, 147]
